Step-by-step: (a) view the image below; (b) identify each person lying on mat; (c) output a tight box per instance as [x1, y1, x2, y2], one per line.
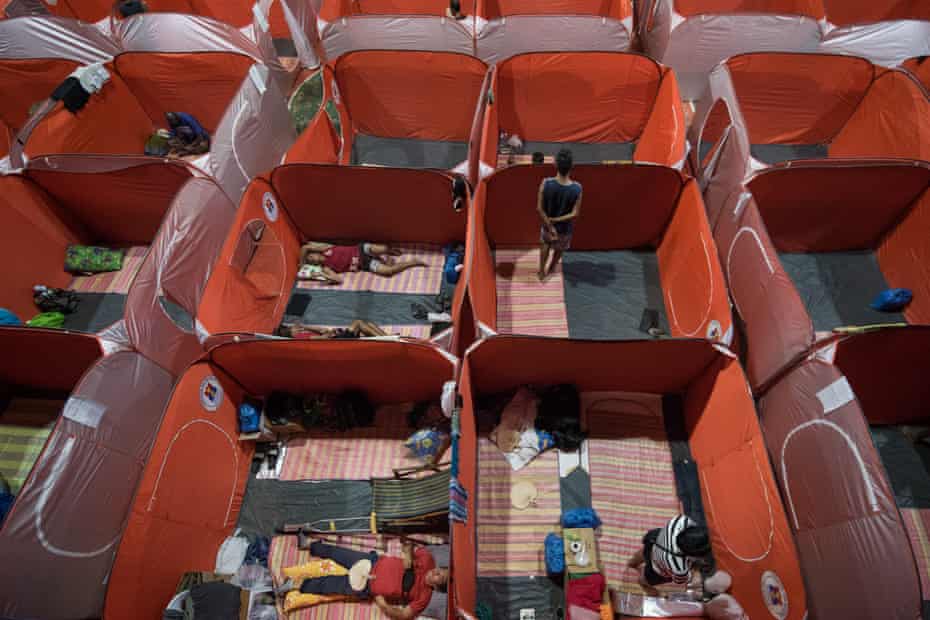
[165, 112, 210, 157]
[537, 148, 582, 281]
[276, 540, 449, 618]
[299, 242, 427, 284]
[276, 319, 388, 339]
[628, 514, 711, 595]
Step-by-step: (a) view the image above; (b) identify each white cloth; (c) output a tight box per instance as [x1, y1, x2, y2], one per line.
[504, 428, 542, 471]
[215, 531, 250, 575]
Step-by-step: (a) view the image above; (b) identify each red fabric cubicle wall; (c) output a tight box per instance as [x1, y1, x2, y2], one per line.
[334, 50, 488, 142]
[197, 164, 467, 337]
[105, 339, 455, 620]
[455, 337, 807, 620]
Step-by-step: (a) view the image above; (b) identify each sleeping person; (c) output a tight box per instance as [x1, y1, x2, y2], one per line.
[298, 242, 427, 284]
[277, 320, 388, 339]
[277, 540, 449, 618]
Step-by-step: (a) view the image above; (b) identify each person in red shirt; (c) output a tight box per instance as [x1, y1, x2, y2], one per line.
[299, 242, 427, 285]
[277, 540, 448, 619]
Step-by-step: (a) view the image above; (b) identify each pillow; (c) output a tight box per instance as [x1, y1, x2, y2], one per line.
[490, 386, 538, 453]
[65, 245, 124, 274]
[405, 428, 450, 465]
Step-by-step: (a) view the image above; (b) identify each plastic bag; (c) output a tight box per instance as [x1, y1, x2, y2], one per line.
[870, 288, 912, 312]
[233, 563, 272, 591]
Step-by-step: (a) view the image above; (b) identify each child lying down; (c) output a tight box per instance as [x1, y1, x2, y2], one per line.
[299, 242, 427, 285]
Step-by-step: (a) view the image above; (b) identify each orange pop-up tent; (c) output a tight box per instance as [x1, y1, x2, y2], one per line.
[0, 156, 194, 329]
[639, 0, 825, 99]
[451, 336, 807, 619]
[474, 0, 633, 63]
[465, 164, 731, 343]
[1, 14, 293, 203]
[22, 0, 292, 39]
[196, 163, 469, 350]
[757, 325, 930, 619]
[286, 50, 488, 173]
[713, 159, 930, 392]
[691, 53, 930, 226]
[0, 327, 177, 620]
[476, 52, 686, 178]
[0, 153, 237, 375]
[103, 338, 456, 620]
[820, 0, 930, 67]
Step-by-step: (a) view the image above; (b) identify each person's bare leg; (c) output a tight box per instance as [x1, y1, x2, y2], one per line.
[538, 242, 550, 281]
[355, 320, 387, 337]
[371, 261, 427, 276]
[365, 243, 400, 256]
[547, 249, 564, 277]
[628, 549, 644, 569]
[304, 242, 333, 253]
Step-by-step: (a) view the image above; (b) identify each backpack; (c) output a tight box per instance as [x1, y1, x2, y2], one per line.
[33, 288, 80, 314]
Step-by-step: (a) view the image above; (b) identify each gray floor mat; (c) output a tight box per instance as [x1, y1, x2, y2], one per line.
[351, 134, 467, 169]
[779, 252, 905, 331]
[62, 293, 125, 334]
[523, 141, 635, 163]
[750, 143, 828, 165]
[562, 251, 668, 340]
[237, 476, 373, 538]
[870, 426, 930, 510]
[283, 289, 437, 328]
[560, 467, 592, 513]
[476, 576, 564, 620]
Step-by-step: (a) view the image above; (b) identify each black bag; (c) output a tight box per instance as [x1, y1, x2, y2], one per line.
[33, 287, 80, 314]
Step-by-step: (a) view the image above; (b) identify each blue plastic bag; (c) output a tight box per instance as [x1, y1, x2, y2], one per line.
[0, 309, 21, 326]
[870, 288, 912, 312]
[238, 402, 261, 433]
[544, 532, 565, 574]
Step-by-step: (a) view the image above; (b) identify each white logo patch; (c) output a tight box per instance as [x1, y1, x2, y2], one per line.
[199, 375, 224, 412]
[262, 192, 278, 222]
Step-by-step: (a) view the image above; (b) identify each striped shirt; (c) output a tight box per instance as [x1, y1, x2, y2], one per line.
[649, 515, 697, 584]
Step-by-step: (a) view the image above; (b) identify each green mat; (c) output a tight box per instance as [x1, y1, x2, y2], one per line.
[0, 425, 51, 494]
[288, 71, 341, 136]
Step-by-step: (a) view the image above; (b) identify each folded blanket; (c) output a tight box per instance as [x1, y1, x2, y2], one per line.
[65, 245, 124, 274]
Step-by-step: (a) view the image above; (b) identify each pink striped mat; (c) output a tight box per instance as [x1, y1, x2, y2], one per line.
[68, 246, 147, 294]
[901, 508, 930, 595]
[476, 438, 562, 577]
[297, 244, 444, 295]
[268, 533, 444, 620]
[586, 393, 682, 595]
[494, 247, 568, 337]
[280, 406, 426, 481]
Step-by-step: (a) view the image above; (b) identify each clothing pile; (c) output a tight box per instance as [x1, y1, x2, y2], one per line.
[264, 389, 375, 432]
[489, 384, 585, 470]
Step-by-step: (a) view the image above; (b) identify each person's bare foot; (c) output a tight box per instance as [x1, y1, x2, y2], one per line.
[537, 270, 546, 282]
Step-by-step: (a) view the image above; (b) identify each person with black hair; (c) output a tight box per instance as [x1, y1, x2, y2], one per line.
[628, 514, 711, 594]
[117, 0, 146, 17]
[446, 0, 467, 19]
[452, 175, 468, 212]
[536, 148, 582, 280]
[531, 151, 545, 164]
[277, 540, 448, 618]
[535, 383, 585, 452]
